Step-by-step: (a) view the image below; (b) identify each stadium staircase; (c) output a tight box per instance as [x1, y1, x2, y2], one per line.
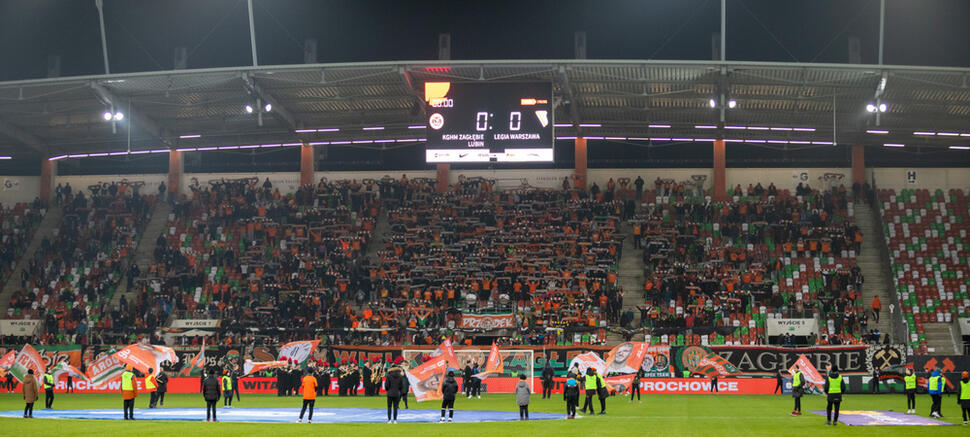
[359, 208, 391, 310]
[854, 202, 896, 340]
[922, 322, 960, 354]
[110, 201, 172, 309]
[610, 221, 645, 343]
[0, 206, 62, 315]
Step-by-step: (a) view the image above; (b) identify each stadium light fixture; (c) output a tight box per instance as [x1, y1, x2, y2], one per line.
[878, 103, 887, 113]
[245, 104, 254, 114]
[728, 99, 737, 109]
[949, 146, 970, 150]
[648, 124, 671, 128]
[883, 143, 904, 147]
[866, 130, 889, 134]
[264, 103, 272, 112]
[102, 111, 113, 121]
[708, 98, 717, 108]
[112, 112, 124, 121]
[866, 104, 877, 113]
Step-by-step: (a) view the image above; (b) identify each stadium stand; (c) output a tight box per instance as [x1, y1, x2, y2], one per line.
[879, 188, 969, 354]
[0, 202, 43, 294]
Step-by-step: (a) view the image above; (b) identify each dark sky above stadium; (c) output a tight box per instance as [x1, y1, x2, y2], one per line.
[1, 0, 969, 81]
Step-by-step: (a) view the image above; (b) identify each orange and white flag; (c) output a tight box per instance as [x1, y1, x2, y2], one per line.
[430, 338, 460, 370]
[474, 342, 504, 379]
[180, 339, 206, 376]
[112, 343, 179, 374]
[243, 359, 287, 376]
[405, 355, 449, 402]
[277, 340, 321, 367]
[788, 354, 824, 389]
[568, 352, 607, 376]
[605, 342, 649, 375]
[0, 350, 14, 369]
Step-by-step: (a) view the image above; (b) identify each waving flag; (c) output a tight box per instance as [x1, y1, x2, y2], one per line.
[0, 350, 14, 369]
[112, 343, 179, 374]
[405, 355, 449, 402]
[568, 352, 607, 376]
[50, 361, 89, 382]
[605, 342, 650, 375]
[9, 344, 45, 384]
[86, 352, 125, 387]
[474, 342, 504, 379]
[243, 359, 287, 376]
[788, 354, 825, 394]
[179, 339, 206, 376]
[277, 340, 321, 368]
[430, 338, 460, 370]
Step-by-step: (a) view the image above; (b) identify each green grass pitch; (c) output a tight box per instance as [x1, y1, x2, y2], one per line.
[0, 392, 967, 436]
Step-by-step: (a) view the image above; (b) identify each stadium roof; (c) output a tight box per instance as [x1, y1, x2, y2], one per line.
[1, 59, 969, 159]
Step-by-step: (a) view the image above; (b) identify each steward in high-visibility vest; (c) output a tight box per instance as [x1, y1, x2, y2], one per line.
[222, 370, 235, 407]
[904, 369, 917, 414]
[121, 364, 138, 420]
[823, 368, 845, 426]
[145, 367, 159, 409]
[959, 371, 970, 424]
[42, 371, 55, 409]
[790, 368, 804, 416]
[928, 369, 944, 418]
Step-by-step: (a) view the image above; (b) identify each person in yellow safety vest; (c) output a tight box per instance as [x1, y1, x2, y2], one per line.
[790, 366, 804, 416]
[222, 370, 234, 408]
[958, 371, 970, 425]
[928, 369, 944, 418]
[121, 364, 138, 420]
[145, 368, 158, 409]
[823, 365, 845, 426]
[904, 368, 917, 414]
[42, 370, 55, 409]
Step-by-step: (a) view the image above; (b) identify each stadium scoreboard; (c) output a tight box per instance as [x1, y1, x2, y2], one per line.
[424, 82, 554, 162]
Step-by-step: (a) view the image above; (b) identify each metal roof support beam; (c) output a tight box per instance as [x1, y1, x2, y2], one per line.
[0, 118, 46, 154]
[398, 67, 426, 118]
[242, 74, 299, 131]
[557, 65, 584, 136]
[90, 82, 170, 144]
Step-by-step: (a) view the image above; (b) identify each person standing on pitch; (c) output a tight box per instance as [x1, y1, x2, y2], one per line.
[222, 369, 234, 407]
[42, 369, 55, 409]
[774, 370, 784, 394]
[595, 369, 608, 415]
[121, 364, 138, 420]
[231, 364, 241, 403]
[22, 369, 38, 418]
[298, 369, 317, 423]
[904, 368, 917, 414]
[630, 367, 643, 403]
[564, 375, 580, 419]
[145, 367, 158, 408]
[439, 371, 459, 422]
[541, 363, 554, 399]
[711, 374, 719, 394]
[202, 368, 221, 422]
[581, 368, 597, 414]
[516, 373, 531, 420]
[958, 371, 970, 425]
[790, 365, 803, 416]
[156, 369, 169, 407]
[928, 369, 944, 418]
[824, 365, 845, 426]
[384, 357, 406, 423]
[401, 360, 410, 409]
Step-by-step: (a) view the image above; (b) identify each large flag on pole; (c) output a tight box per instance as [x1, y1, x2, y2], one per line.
[429, 338, 460, 370]
[404, 355, 449, 402]
[243, 359, 287, 376]
[85, 352, 125, 387]
[0, 350, 14, 369]
[605, 342, 650, 374]
[9, 344, 45, 384]
[50, 361, 89, 382]
[474, 342, 504, 379]
[277, 340, 321, 368]
[179, 339, 206, 376]
[788, 354, 825, 393]
[112, 343, 179, 374]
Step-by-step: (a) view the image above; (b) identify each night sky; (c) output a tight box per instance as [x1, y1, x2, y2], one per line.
[1, 0, 969, 81]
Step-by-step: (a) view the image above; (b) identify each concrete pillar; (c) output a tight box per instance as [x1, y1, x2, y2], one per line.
[713, 139, 726, 200]
[574, 138, 587, 190]
[300, 145, 314, 186]
[168, 150, 182, 198]
[436, 163, 449, 193]
[40, 158, 56, 205]
[852, 145, 865, 186]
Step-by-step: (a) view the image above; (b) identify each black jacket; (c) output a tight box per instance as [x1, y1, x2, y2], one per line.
[441, 376, 459, 401]
[564, 381, 580, 400]
[542, 367, 554, 382]
[463, 366, 474, 381]
[156, 372, 169, 392]
[202, 376, 221, 401]
[385, 368, 406, 398]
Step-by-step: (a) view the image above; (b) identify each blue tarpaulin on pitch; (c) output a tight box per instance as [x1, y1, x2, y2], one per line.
[0, 407, 564, 423]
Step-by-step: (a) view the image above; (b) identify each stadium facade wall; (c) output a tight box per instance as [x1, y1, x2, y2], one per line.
[0, 175, 39, 204]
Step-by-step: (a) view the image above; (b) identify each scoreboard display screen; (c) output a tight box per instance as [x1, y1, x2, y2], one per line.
[424, 82, 554, 162]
